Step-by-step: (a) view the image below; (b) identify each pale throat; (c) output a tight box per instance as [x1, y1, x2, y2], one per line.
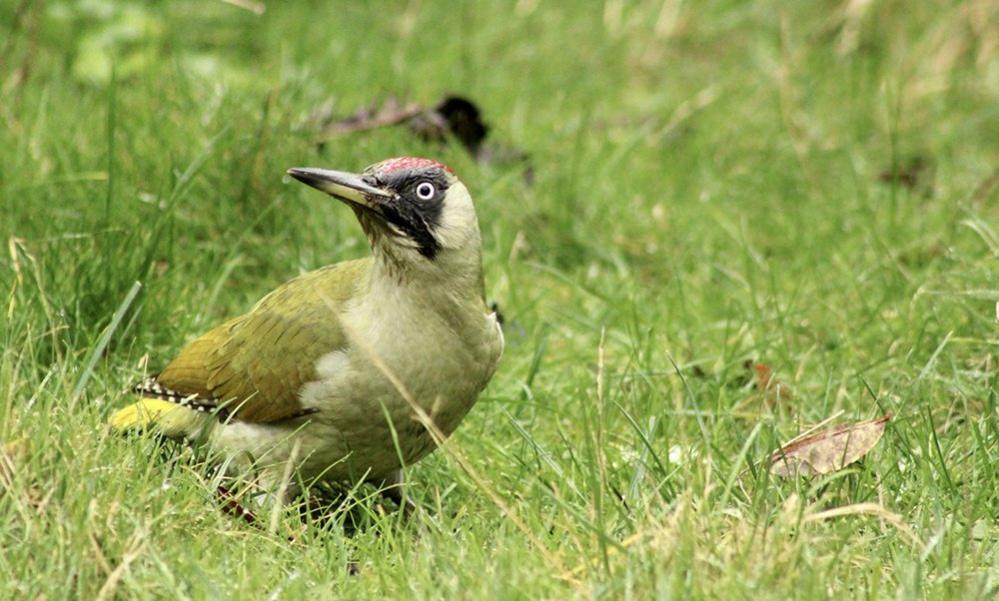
[367, 246, 484, 308]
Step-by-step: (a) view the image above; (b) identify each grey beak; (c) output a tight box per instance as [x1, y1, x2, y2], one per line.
[287, 167, 394, 208]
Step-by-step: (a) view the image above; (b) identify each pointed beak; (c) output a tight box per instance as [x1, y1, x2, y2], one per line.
[287, 167, 393, 210]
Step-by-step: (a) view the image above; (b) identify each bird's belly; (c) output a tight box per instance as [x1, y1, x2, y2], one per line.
[230, 329, 497, 482]
[211, 309, 501, 484]
[210, 395, 442, 484]
[304, 353, 486, 473]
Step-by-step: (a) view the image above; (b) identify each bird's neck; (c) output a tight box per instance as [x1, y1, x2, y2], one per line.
[367, 245, 486, 312]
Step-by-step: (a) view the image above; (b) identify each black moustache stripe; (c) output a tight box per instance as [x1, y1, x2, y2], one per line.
[380, 203, 440, 258]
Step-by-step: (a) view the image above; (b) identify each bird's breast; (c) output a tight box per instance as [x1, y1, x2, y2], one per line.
[296, 292, 501, 470]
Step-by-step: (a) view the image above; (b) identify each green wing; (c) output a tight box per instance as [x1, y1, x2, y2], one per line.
[153, 259, 371, 423]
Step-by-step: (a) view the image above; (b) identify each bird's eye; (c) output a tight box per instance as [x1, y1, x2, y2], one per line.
[415, 182, 436, 200]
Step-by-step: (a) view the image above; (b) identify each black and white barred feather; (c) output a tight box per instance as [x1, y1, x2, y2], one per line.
[132, 376, 231, 420]
[132, 377, 318, 422]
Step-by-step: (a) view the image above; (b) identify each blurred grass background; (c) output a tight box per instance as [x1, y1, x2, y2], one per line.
[1, 0, 998, 597]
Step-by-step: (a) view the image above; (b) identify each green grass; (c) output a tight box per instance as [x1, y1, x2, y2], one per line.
[2, 0, 998, 597]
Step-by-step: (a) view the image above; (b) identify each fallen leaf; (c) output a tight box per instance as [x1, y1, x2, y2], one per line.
[878, 155, 933, 191]
[314, 95, 531, 174]
[215, 485, 260, 527]
[408, 96, 489, 155]
[753, 362, 794, 408]
[318, 96, 425, 138]
[770, 414, 890, 477]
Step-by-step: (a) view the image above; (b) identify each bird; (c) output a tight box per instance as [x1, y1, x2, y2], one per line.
[110, 156, 504, 506]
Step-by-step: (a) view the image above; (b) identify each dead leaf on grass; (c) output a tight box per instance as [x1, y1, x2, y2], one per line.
[753, 362, 794, 408]
[312, 95, 531, 175]
[878, 155, 934, 191]
[317, 96, 425, 138]
[770, 414, 890, 477]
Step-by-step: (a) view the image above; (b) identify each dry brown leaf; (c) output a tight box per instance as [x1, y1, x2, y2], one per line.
[770, 414, 890, 477]
[753, 362, 794, 408]
[802, 502, 924, 551]
[318, 96, 492, 157]
[313, 95, 530, 175]
[878, 156, 933, 190]
[318, 97, 425, 138]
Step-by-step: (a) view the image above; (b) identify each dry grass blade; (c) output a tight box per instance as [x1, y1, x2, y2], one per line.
[95, 529, 146, 601]
[803, 502, 924, 552]
[0, 438, 25, 491]
[770, 415, 891, 477]
[219, 0, 266, 15]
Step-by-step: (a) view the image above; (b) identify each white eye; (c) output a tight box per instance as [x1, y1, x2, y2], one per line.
[415, 182, 436, 200]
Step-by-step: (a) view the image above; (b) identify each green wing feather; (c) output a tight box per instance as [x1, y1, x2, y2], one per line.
[154, 258, 371, 423]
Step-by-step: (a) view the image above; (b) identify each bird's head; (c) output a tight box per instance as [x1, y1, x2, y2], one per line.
[288, 157, 480, 274]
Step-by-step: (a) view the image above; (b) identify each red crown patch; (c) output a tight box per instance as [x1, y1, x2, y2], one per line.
[371, 157, 454, 176]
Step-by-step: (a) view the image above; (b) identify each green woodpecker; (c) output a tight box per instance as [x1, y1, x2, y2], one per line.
[111, 157, 504, 503]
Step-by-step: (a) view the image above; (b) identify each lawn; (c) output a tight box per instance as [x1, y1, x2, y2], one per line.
[1, 0, 998, 598]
